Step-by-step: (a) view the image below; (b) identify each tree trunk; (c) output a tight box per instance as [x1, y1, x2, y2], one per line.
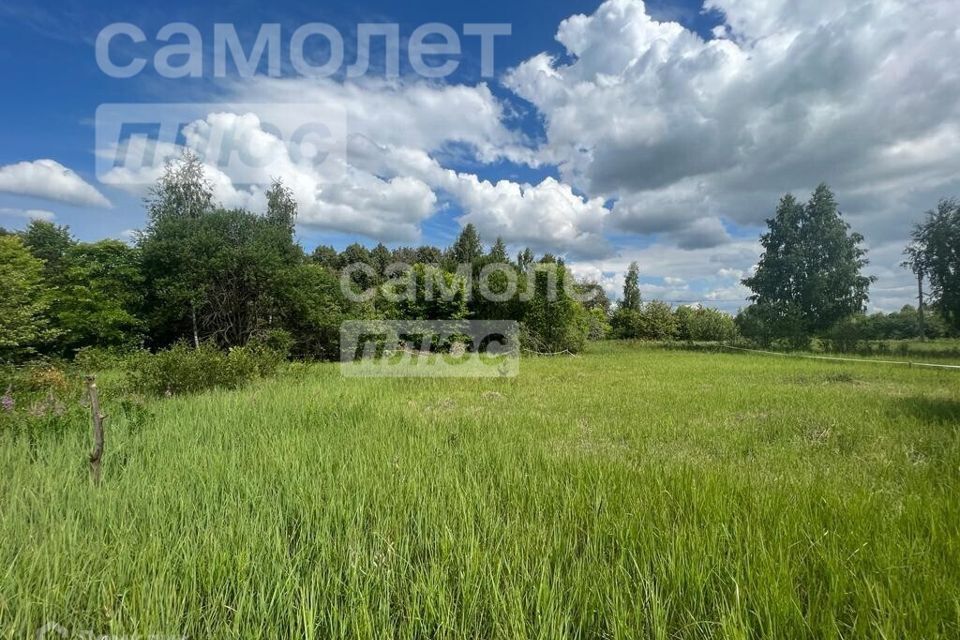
[917, 272, 926, 342]
[86, 376, 105, 485]
[191, 302, 200, 349]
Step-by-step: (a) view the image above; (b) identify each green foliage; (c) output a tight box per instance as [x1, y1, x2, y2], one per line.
[370, 243, 392, 276]
[0, 236, 56, 362]
[822, 315, 873, 353]
[11, 161, 881, 369]
[338, 242, 376, 293]
[73, 346, 135, 373]
[609, 264, 646, 338]
[677, 306, 738, 342]
[742, 304, 953, 352]
[620, 261, 642, 312]
[414, 245, 443, 265]
[311, 244, 339, 270]
[521, 264, 589, 353]
[0, 164, 665, 369]
[279, 263, 349, 359]
[264, 179, 298, 232]
[517, 247, 534, 271]
[471, 254, 526, 321]
[145, 151, 214, 225]
[742, 185, 873, 346]
[641, 300, 679, 340]
[866, 305, 949, 341]
[909, 198, 960, 330]
[49, 240, 145, 356]
[19, 220, 74, 277]
[140, 208, 301, 348]
[610, 308, 645, 339]
[735, 305, 767, 346]
[489, 236, 508, 262]
[0, 362, 87, 444]
[578, 281, 611, 314]
[611, 301, 679, 341]
[392, 263, 469, 321]
[586, 307, 611, 340]
[449, 223, 483, 266]
[124, 342, 282, 397]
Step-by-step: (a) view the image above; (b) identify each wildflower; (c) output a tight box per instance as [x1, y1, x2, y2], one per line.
[1, 386, 13, 413]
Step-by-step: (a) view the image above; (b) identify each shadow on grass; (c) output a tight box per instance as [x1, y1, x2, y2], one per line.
[897, 396, 960, 426]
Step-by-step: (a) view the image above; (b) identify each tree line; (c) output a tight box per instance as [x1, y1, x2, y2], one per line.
[2, 159, 957, 364]
[0, 156, 611, 363]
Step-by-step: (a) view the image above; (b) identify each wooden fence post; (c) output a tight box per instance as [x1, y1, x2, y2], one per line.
[86, 376, 105, 485]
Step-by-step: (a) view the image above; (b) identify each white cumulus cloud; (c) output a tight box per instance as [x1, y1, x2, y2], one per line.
[0, 159, 111, 208]
[505, 0, 960, 251]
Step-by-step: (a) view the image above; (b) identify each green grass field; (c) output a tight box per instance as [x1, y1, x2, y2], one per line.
[2, 343, 959, 638]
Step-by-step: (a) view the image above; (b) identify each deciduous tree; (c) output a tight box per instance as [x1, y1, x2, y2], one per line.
[0, 236, 55, 362]
[742, 185, 872, 347]
[909, 198, 960, 330]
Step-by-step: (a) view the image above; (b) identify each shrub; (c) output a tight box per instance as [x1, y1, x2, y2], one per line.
[610, 309, 645, 339]
[679, 307, 738, 342]
[612, 302, 679, 341]
[586, 307, 611, 341]
[823, 316, 871, 353]
[248, 329, 294, 362]
[125, 342, 282, 397]
[0, 363, 85, 442]
[74, 346, 135, 372]
[642, 301, 679, 341]
[520, 319, 588, 354]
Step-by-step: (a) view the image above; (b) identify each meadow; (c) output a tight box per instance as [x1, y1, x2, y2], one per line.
[1, 342, 959, 638]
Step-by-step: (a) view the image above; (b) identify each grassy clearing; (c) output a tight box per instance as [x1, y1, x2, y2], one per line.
[1, 343, 959, 638]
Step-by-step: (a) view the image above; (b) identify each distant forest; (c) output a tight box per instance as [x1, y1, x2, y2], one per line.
[2, 156, 958, 364]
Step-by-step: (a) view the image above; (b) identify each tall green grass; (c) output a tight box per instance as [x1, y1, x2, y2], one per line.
[1, 343, 958, 637]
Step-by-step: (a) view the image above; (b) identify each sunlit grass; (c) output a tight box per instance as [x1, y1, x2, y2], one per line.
[1, 342, 959, 637]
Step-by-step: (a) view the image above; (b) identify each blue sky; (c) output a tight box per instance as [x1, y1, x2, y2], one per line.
[0, 0, 957, 311]
[0, 0, 718, 240]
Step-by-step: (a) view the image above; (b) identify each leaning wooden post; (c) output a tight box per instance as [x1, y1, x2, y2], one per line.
[86, 375, 105, 485]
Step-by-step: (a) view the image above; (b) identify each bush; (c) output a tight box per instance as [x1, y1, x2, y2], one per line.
[520, 319, 588, 354]
[124, 342, 282, 397]
[610, 309, 645, 339]
[586, 307, 611, 341]
[642, 301, 679, 341]
[736, 303, 811, 349]
[823, 316, 871, 353]
[248, 329, 294, 361]
[73, 346, 135, 372]
[0, 363, 85, 442]
[612, 302, 679, 341]
[679, 307, 738, 342]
